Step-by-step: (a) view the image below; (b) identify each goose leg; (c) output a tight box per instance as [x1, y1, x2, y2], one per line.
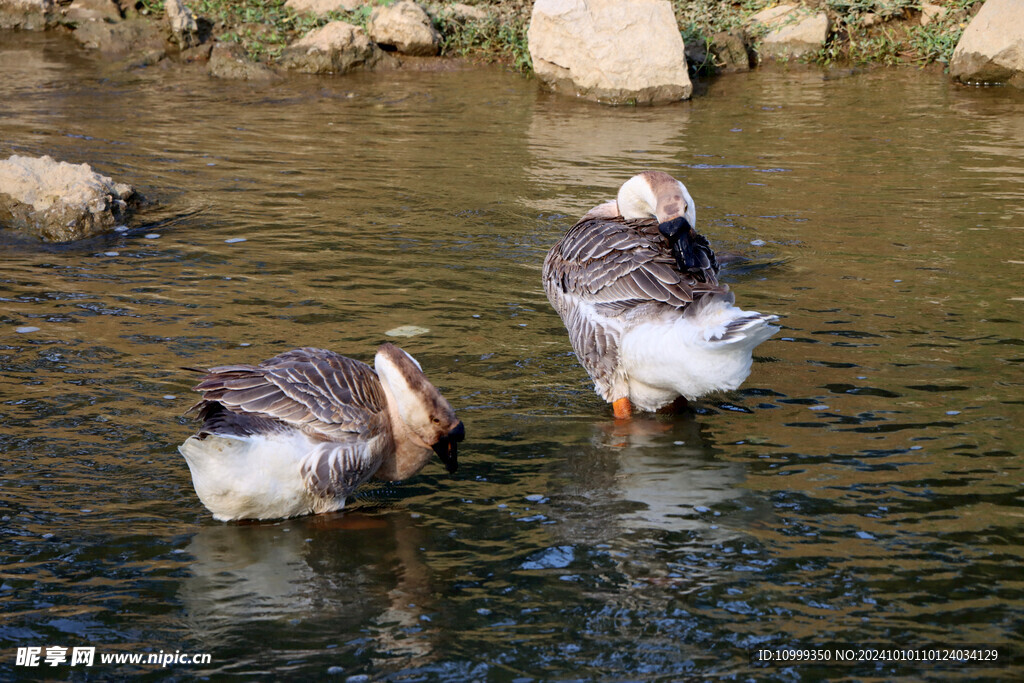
[612, 397, 632, 420]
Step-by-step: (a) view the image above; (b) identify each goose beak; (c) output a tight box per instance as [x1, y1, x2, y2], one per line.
[657, 215, 690, 241]
[432, 420, 465, 474]
[658, 216, 703, 272]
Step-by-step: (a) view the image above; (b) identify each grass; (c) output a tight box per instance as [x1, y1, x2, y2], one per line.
[135, 0, 981, 74]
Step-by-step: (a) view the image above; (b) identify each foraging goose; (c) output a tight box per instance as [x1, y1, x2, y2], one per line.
[542, 171, 779, 419]
[178, 344, 465, 521]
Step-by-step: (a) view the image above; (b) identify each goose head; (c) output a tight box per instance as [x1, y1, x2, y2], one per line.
[617, 171, 705, 271]
[616, 170, 696, 236]
[374, 343, 464, 474]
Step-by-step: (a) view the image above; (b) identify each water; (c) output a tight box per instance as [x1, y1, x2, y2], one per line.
[2, 32, 1023, 679]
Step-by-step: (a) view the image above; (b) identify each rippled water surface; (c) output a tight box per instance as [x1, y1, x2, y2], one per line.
[2, 32, 1023, 679]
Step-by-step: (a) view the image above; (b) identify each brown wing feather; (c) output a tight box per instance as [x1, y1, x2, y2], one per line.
[187, 347, 388, 441]
[542, 215, 727, 400]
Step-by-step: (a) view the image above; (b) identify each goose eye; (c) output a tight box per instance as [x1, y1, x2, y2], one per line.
[431, 417, 441, 424]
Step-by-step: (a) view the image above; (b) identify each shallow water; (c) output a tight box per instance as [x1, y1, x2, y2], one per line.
[1, 32, 1023, 680]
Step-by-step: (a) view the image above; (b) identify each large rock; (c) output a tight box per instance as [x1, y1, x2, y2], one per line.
[0, 155, 139, 243]
[279, 21, 392, 73]
[0, 0, 55, 29]
[367, 0, 441, 57]
[284, 0, 364, 15]
[749, 3, 829, 60]
[528, 0, 692, 105]
[208, 42, 278, 80]
[72, 17, 167, 56]
[950, 0, 1024, 88]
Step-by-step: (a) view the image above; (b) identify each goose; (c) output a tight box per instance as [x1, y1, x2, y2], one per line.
[542, 171, 779, 419]
[178, 344, 465, 521]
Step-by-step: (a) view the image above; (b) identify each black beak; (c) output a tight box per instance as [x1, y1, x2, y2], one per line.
[658, 215, 707, 273]
[658, 215, 690, 241]
[432, 420, 465, 474]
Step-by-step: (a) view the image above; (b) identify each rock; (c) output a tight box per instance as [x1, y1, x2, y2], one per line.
[72, 17, 167, 56]
[528, 0, 692, 106]
[710, 30, 750, 73]
[0, 0, 55, 30]
[368, 0, 441, 57]
[280, 21, 393, 73]
[919, 3, 947, 27]
[448, 2, 488, 23]
[165, 0, 199, 48]
[951, 0, 1024, 88]
[285, 0, 365, 15]
[178, 41, 214, 63]
[861, 12, 882, 28]
[63, 0, 122, 24]
[749, 3, 829, 60]
[0, 155, 140, 243]
[208, 42, 278, 80]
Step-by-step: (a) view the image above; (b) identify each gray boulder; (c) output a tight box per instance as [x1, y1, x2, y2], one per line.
[280, 21, 393, 73]
[208, 42, 278, 80]
[528, 0, 692, 105]
[950, 0, 1024, 88]
[0, 155, 139, 243]
[367, 0, 441, 57]
[72, 17, 167, 57]
[0, 0, 55, 29]
[749, 3, 829, 60]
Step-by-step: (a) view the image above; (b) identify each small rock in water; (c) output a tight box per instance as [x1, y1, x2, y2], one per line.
[750, 239, 766, 247]
[385, 325, 429, 338]
[15, 326, 40, 334]
[145, 233, 160, 239]
[163, 394, 176, 400]
[103, 251, 119, 257]
[225, 237, 247, 244]
[525, 494, 548, 503]
[114, 225, 129, 233]
[326, 665, 344, 675]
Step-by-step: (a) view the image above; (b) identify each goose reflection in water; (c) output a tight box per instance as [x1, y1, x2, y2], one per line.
[553, 413, 749, 535]
[178, 510, 439, 666]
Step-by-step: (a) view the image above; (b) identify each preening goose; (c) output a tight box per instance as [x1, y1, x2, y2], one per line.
[178, 344, 465, 521]
[542, 171, 779, 419]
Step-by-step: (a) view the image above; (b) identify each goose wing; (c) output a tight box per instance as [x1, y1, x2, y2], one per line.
[187, 347, 388, 442]
[547, 216, 722, 308]
[542, 216, 726, 399]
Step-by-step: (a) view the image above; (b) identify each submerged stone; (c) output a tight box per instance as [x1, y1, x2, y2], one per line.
[0, 155, 140, 243]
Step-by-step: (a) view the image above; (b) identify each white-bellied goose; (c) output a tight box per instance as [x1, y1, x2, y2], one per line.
[542, 171, 779, 419]
[178, 344, 464, 521]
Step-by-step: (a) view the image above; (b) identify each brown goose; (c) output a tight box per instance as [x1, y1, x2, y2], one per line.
[542, 171, 779, 419]
[178, 344, 464, 521]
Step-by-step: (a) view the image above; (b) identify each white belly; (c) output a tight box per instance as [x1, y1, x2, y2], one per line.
[619, 313, 772, 410]
[179, 432, 344, 522]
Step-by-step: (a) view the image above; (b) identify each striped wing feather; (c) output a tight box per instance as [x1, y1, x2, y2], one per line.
[189, 347, 388, 442]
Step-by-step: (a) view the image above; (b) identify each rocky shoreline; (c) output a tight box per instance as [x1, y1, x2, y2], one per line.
[2, 0, 1023, 241]
[2, 1, 1020, 90]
